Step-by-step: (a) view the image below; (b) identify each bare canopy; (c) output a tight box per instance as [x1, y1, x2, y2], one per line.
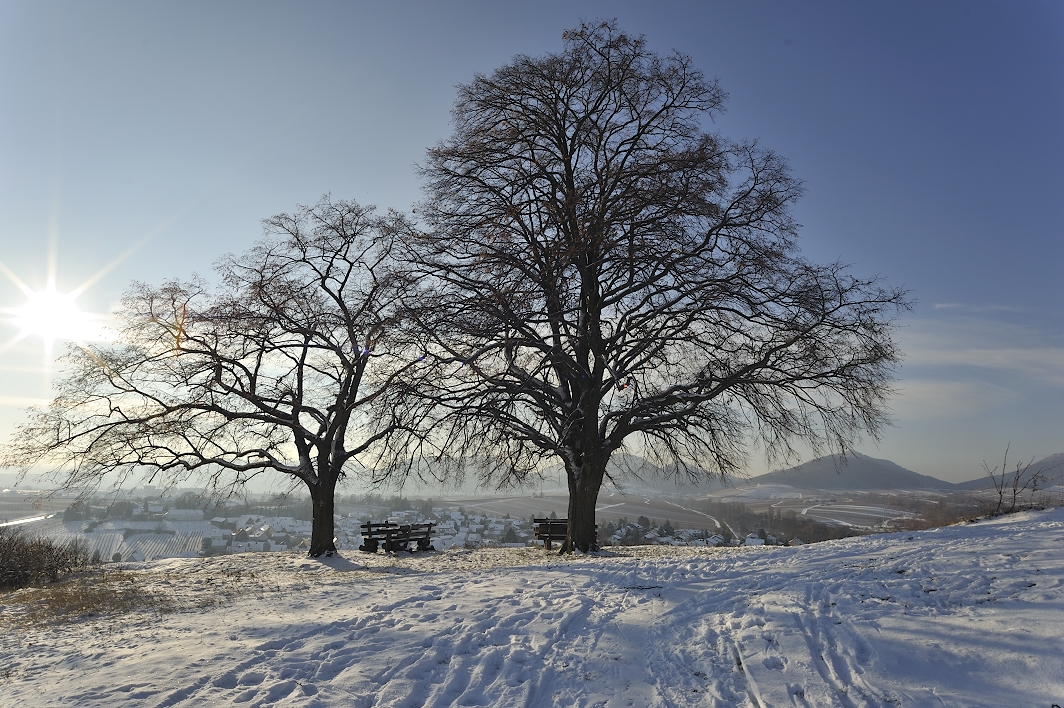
[395, 21, 910, 552]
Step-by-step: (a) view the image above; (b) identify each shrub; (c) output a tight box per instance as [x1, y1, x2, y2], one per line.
[983, 444, 1048, 516]
[0, 527, 89, 591]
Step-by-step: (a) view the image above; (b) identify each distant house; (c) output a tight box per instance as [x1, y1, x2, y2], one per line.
[788, 538, 805, 546]
[744, 534, 765, 546]
[251, 524, 275, 539]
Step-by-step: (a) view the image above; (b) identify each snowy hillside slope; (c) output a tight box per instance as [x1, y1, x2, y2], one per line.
[2, 509, 1062, 707]
[750, 451, 955, 490]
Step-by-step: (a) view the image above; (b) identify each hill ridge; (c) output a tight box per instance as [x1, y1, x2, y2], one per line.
[751, 451, 955, 490]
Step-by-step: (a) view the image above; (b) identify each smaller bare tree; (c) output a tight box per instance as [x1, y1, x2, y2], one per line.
[4, 197, 413, 557]
[982, 444, 1046, 515]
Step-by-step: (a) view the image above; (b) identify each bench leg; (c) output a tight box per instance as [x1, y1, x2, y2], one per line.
[385, 536, 408, 553]
[359, 539, 379, 553]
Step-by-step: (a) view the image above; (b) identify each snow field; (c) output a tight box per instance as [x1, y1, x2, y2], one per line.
[2, 509, 1063, 707]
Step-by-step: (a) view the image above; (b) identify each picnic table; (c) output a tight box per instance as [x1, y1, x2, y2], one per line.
[358, 521, 435, 553]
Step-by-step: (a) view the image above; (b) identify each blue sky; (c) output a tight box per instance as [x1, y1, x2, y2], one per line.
[0, 1, 1061, 483]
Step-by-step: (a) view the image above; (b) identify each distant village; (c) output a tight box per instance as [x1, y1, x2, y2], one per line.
[26, 489, 806, 564]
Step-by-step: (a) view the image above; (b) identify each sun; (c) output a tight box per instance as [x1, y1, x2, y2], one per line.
[10, 284, 90, 341]
[2, 278, 106, 359]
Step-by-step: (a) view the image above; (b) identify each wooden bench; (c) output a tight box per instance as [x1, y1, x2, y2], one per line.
[358, 521, 435, 553]
[534, 518, 600, 551]
[533, 518, 569, 550]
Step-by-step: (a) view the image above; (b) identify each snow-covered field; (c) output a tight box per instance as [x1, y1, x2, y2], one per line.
[3, 509, 1063, 707]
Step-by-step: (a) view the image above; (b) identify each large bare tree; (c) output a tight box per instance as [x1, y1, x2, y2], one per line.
[398, 21, 909, 552]
[4, 197, 411, 556]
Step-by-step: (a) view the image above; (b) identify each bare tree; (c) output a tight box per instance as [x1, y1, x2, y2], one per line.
[4, 197, 412, 557]
[982, 444, 1047, 515]
[396, 21, 909, 552]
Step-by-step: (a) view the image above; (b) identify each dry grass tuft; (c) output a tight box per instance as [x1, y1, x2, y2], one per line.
[1, 568, 163, 626]
[1, 562, 290, 627]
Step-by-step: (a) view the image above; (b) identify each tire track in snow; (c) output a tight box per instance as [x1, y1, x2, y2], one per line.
[628, 554, 901, 708]
[791, 581, 888, 708]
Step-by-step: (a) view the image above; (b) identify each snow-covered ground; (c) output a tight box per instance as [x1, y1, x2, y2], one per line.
[3, 508, 1062, 707]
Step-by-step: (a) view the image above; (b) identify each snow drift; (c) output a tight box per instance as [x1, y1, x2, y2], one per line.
[2, 508, 1062, 707]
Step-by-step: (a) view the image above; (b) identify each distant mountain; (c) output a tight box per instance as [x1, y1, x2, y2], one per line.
[951, 452, 1064, 491]
[750, 452, 955, 490]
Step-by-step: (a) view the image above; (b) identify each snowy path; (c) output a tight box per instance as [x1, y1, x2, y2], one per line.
[2, 509, 1062, 707]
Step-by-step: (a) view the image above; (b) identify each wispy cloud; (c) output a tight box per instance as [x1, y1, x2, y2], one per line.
[932, 303, 1021, 313]
[0, 395, 49, 408]
[904, 346, 1064, 386]
[891, 379, 1020, 421]
[0, 363, 52, 374]
[898, 316, 1064, 387]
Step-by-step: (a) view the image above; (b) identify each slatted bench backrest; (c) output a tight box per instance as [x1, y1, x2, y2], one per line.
[533, 518, 568, 550]
[359, 522, 435, 553]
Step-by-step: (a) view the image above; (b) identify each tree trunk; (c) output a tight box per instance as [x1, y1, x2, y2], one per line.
[307, 479, 337, 557]
[563, 460, 605, 553]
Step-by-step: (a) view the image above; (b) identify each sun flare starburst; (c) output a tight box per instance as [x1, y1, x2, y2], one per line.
[8, 281, 100, 345]
[0, 264, 110, 363]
